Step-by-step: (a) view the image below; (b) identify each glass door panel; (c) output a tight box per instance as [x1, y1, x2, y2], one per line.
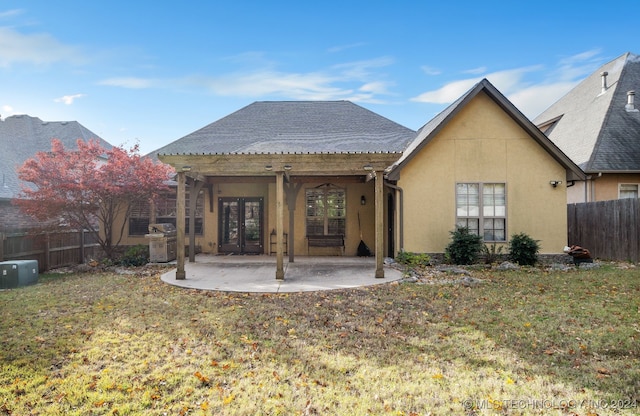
[242, 199, 263, 253]
[218, 197, 264, 254]
[219, 199, 239, 252]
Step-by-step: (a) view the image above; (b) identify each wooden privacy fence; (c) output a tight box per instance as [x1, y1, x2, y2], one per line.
[0, 229, 102, 272]
[567, 198, 640, 262]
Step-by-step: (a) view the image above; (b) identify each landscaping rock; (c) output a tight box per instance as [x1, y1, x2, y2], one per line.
[496, 261, 519, 270]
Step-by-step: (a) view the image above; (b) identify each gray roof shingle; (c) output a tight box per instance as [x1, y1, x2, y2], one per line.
[534, 52, 640, 173]
[153, 101, 416, 156]
[0, 115, 112, 200]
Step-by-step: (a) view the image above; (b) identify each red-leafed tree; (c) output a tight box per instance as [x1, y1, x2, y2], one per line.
[15, 139, 174, 260]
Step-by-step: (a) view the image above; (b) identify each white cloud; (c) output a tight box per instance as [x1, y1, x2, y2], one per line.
[0, 27, 82, 67]
[54, 94, 86, 105]
[410, 50, 605, 118]
[1, 105, 15, 115]
[463, 66, 487, 75]
[420, 65, 441, 76]
[182, 57, 395, 102]
[98, 77, 155, 89]
[0, 9, 24, 19]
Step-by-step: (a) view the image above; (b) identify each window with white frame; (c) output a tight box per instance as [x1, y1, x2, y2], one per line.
[456, 183, 506, 241]
[619, 184, 639, 199]
[306, 186, 345, 236]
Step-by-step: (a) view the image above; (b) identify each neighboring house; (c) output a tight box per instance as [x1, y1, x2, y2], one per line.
[0, 114, 112, 233]
[534, 52, 640, 203]
[130, 80, 583, 279]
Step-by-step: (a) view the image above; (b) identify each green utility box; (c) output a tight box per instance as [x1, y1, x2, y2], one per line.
[0, 260, 39, 289]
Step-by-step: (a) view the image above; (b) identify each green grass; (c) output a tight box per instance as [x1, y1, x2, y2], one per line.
[0, 264, 639, 415]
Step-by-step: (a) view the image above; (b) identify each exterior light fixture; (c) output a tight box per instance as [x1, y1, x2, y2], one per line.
[549, 180, 562, 188]
[265, 165, 273, 171]
[361, 195, 366, 205]
[363, 164, 373, 171]
[283, 164, 292, 171]
[181, 166, 192, 172]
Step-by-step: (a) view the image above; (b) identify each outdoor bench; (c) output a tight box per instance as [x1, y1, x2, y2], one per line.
[307, 235, 344, 254]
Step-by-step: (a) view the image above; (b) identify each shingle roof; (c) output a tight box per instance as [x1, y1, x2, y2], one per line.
[153, 101, 416, 156]
[533, 52, 640, 173]
[388, 79, 585, 181]
[0, 115, 112, 200]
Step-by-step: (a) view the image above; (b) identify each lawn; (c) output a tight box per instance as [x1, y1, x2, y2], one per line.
[0, 264, 638, 415]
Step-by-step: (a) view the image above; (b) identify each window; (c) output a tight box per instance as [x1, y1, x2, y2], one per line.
[306, 186, 345, 236]
[619, 184, 638, 199]
[128, 189, 204, 236]
[456, 183, 506, 241]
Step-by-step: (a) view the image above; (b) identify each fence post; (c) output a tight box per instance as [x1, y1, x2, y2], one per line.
[44, 232, 50, 271]
[79, 229, 85, 264]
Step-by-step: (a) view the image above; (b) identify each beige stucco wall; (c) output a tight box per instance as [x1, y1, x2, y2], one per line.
[396, 91, 568, 254]
[118, 179, 379, 256]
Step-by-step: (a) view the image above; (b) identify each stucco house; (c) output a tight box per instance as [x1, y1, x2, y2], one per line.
[0, 114, 112, 233]
[534, 52, 640, 203]
[125, 79, 583, 279]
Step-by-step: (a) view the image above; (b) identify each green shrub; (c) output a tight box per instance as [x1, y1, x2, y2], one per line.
[395, 250, 431, 267]
[445, 226, 483, 265]
[119, 244, 149, 267]
[482, 243, 504, 264]
[508, 233, 540, 266]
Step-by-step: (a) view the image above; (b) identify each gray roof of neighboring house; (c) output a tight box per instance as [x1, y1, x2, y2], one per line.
[0, 114, 112, 200]
[388, 78, 585, 181]
[534, 52, 640, 173]
[153, 101, 416, 156]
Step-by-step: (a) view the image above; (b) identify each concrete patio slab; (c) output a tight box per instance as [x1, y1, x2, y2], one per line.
[160, 254, 403, 293]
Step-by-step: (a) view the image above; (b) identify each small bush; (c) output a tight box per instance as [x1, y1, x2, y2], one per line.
[508, 233, 540, 266]
[482, 243, 504, 264]
[395, 250, 431, 267]
[119, 244, 149, 267]
[445, 226, 483, 265]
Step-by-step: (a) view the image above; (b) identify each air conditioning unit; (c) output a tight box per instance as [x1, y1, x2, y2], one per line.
[0, 260, 39, 289]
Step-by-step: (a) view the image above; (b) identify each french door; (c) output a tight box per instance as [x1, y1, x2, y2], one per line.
[218, 197, 264, 254]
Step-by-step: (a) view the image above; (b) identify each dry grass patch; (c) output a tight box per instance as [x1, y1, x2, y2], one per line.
[0, 264, 638, 415]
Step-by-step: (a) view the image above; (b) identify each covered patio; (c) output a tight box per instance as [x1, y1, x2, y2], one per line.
[159, 152, 399, 281]
[160, 254, 403, 293]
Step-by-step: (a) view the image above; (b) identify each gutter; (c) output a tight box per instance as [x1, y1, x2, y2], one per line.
[384, 181, 403, 252]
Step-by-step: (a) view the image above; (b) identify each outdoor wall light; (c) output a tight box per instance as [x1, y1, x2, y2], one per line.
[283, 164, 292, 171]
[549, 180, 562, 188]
[363, 164, 373, 171]
[361, 195, 366, 205]
[181, 165, 192, 172]
[265, 165, 273, 171]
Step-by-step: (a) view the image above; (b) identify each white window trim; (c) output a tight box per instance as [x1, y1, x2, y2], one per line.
[455, 182, 507, 242]
[618, 183, 639, 199]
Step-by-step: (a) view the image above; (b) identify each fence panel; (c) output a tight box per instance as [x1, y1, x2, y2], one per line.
[0, 229, 102, 272]
[568, 199, 640, 262]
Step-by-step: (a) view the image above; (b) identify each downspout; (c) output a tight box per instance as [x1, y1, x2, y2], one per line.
[384, 181, 403, 252]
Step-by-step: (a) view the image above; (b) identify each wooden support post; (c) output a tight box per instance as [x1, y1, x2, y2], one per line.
[276, 171, 285, 280]
[176, 171, 186, 280]
[285, 182, 302, 263]
[375, 170, 385, 278]
[188, 180, 204, 263]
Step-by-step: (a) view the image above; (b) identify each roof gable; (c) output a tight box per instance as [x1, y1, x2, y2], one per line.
[0, 115, 112, 200]
[388, 79, 585, 181]
[153, 101, 416, 156]
[534, 52, 640, 173]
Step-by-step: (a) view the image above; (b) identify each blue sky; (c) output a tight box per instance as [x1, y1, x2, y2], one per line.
[2, 1, 639, 155]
